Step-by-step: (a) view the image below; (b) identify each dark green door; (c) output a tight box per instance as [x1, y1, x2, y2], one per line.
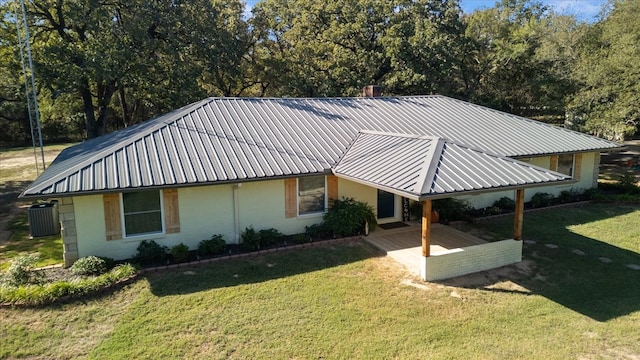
[377, 190, 395, 219]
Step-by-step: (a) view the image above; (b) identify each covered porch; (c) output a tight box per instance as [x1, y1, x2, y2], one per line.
[365, 221, 522, 280]
[333, 131, 571, 281]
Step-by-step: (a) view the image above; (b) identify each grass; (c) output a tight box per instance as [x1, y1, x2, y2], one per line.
[1, 204, 639, 359]
[0, 214, 63, 270]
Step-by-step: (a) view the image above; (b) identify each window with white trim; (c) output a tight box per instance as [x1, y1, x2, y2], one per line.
[298, 176, 326, 215]
[122, 190, 163, 236]
[557, 154, 575, 176]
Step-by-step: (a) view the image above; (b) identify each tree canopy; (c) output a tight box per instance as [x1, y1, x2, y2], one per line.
[0, 0, 636, 144]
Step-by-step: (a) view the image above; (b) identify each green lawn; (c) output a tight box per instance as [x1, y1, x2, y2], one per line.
[1, 204, 639, 359]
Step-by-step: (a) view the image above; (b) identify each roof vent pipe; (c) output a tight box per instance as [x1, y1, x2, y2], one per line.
[362, 85, 383, 97]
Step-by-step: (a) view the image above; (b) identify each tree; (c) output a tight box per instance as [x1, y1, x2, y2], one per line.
[0, 10, 30, 147]
[567, 0, 639, 140]
[20, 0, 252, 139]
[462, 0, 563, 119]
[251, 0, 467, 97]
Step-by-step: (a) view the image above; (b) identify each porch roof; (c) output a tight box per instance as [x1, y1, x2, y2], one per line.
[332, 131, 572, 201]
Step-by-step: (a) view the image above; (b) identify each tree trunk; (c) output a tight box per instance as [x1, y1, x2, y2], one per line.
[79, 79, 98, 139]
[79, 78, 116, 139]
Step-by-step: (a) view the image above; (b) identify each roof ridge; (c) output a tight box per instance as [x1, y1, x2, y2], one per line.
[416, 137, 445, 195]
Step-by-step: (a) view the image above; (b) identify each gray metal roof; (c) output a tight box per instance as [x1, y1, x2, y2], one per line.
[333, 131, 572, 200]
[21, 96, 618, 197]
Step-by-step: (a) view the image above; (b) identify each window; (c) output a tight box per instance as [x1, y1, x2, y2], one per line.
[298, 176, 326, 215]
[122, 190, 163, 236]
[557, 154, 575, 176]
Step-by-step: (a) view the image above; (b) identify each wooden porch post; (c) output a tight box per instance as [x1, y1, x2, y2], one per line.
[422, 199, 432, 257]
[514, 189, 525, 240]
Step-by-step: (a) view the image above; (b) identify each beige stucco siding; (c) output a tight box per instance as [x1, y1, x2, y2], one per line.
[73, 177, 387, 261]
[178, 184, 235, 244]
[338, 178, 403, 223]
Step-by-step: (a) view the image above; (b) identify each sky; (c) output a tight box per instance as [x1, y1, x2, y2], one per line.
[243, 0, 608, 23]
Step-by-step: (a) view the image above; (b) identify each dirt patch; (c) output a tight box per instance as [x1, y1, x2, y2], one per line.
[436, 260, 535, 291]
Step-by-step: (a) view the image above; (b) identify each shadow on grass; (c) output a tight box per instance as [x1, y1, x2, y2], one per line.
[441, 204, 640, 322]
[145, 240, 384, 297]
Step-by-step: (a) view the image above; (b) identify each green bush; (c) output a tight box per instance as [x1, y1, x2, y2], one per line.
[0, 264, 137, 306]
[258, 228, 284, 246]
[305, 223, 330, 241]
[170, 243, 190, 263]
[2, 254, 43, 287]
[530, 192, 553, 208]
[134, 240, 168, 266]
[620, 173, 639, 192]
[70, 256, 108, 276]
[493, 197, 515, 211]
[197, 234, 226, 256]
[290, 233, 310, 244]
[322, 198, 377, 237]
[241, 226, 261, 251]
[433, 198, 471, 223]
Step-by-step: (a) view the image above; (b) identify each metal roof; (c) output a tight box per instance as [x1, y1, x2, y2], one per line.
[21, 96, 619, 198]
[333, 131, 572, 200]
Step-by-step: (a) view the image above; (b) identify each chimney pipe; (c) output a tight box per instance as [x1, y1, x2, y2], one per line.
[362, 85, 382, 97]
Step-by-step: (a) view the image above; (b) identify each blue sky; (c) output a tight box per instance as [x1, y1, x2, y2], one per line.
[243, 0, 607, 23]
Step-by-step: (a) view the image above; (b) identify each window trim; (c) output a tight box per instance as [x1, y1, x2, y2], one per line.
[120, 190, 165, 238]
[296, 176, 328, 217]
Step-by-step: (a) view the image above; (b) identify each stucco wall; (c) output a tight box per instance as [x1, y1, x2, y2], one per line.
[338, 178, 403, 224]
[73, 177, 386, 261]
[421, 239, 523, 281]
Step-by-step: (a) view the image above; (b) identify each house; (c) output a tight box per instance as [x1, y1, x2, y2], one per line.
[20, 88, 620, 280]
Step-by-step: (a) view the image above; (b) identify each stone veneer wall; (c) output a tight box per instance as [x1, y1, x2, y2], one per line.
[58, 197, 78, 267]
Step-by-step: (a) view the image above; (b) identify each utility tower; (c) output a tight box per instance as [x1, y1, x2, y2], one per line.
[14, 0, 45, 175]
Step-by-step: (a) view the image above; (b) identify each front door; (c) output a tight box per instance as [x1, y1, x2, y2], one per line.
[377, 190, 395, 219]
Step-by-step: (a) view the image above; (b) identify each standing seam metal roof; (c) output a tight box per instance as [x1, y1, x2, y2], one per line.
[333, 131, 571, 200]
[20, 96, 619, 197]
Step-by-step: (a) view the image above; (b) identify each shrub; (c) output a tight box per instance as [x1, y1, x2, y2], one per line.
[134, 240, 168, 266]
[620, 173, 639, 192]
[290, 233, 310, 244]
[305, 223, 331, 241]
[323, 197, 377, 237]
[198, 234, 226, 256]
[258, 228, 284, 246]
[493, 197, 515, 211]
[530, 192, 553, 208]
[70, 256, 108, 276]
[241, 226, 261, 251]
[2, 254, 42, 287]
[0, 264, 137, 306]
[170, 243, 190, 263]
[432, 198, 471, 223]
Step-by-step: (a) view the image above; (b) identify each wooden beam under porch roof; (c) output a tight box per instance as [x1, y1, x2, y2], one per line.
[421, 199, 432, 257]
[514, 188, 525, 240]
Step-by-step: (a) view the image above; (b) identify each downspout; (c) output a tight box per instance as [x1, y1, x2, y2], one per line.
[233, 183, 242, 244]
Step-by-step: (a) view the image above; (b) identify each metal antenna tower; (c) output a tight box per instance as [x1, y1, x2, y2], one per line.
[14, 0, 45, 175]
